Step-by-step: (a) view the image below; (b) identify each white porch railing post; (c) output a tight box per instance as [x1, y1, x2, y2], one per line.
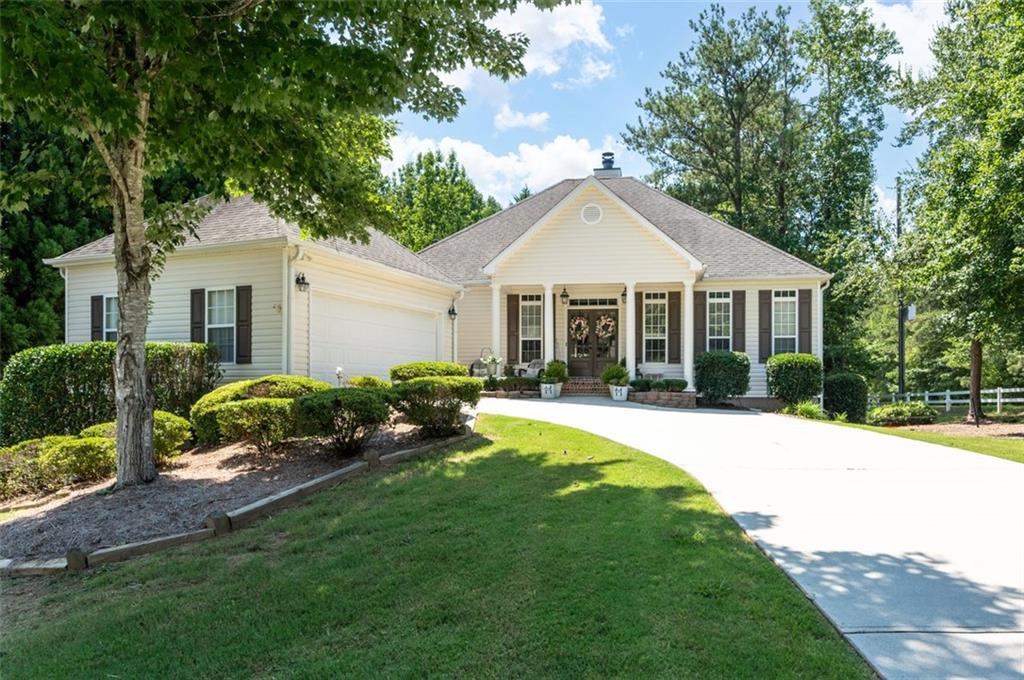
[625, 281, 637, 379]
[924, 390, 930, 406]
[945, 389, 951, 412]
[997, 387, 1003, 414]
[543, 283, 555, 365]
[682, 278, 695, 389]
[490, 282, 502, 373]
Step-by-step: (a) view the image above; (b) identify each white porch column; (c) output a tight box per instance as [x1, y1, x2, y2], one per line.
[683, 278, 695, 388]
[543, 282, 555, 365]
[491, 282, 502, 370]
[625, 281, 637, 379]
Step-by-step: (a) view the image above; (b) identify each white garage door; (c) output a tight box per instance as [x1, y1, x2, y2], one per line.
[310, 292, 439, 383]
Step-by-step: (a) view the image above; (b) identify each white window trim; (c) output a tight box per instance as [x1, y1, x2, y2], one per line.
[207, 286, 237, 365]
[706, 290, 732, 352]
[520, 294, 543, 363]
[642, 291, 668, 365]
[103, 294, 118, 342]
[772, 288, 798, 356]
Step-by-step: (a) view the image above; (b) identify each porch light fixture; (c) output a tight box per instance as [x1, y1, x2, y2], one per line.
[560, 286, 570, 305]
[448, 304, 458, 321]
[621, 286, 627, 303]
[295, 272, 310, 292]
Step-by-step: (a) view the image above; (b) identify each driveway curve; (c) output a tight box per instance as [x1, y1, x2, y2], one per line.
[477, 396, 1024, 680]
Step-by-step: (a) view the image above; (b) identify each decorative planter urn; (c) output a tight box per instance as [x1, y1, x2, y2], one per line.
[610, 385, 629, 401]
[541, 382, 559, 399]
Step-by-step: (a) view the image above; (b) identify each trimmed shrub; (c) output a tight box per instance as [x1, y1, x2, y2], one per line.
[766, 353, 822, 405]
[695, 351, 750, 403]
[392, 376, 481, 436]
[781, 400, 828, 420]
[630, 379, 652, 392]
[37, 436, 116, 488]
[190, 374, 331, 444]
[600, 363, 629, 386]
[389, 361, 467, 382]
[650, 380, 668, 391]
[664, 379, 688, 392]
[0, 341, 220, 445]
[541, 360, 568, 384]
[498, 376, 540, 392]
[295, 388, 392, 455]
[0, 438, 58, 500]
[823, 372, 869, 423]
[79, 410, 192, 465]
[215, 398, 295, 453]
[867, 402, 938, 426]
[348, 375, 391, 389]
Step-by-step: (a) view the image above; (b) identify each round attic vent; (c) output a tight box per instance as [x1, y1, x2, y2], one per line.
[580, 203, 603, 225]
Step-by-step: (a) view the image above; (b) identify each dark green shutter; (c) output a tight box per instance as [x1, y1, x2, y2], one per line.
[758, 290, 771, 363]
[506, 294, 519, 363]
[236, 285, 252, 364]
[798, 289, 811, 354]
[693, 291, 707, 359]
[90, 295, 104, 341]
[732, 290, 746, 353]
[668, 291, 681, 364]
[190, 289, 205, 343]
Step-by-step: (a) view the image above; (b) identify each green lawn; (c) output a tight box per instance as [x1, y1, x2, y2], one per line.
[0, 415, 871, 678]
[841, 422, 1023, 464]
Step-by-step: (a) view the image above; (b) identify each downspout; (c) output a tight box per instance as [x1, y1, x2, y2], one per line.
[59, 267, 68, 343]
[818, 279, 830, 406]
[451, 289, 465, 362]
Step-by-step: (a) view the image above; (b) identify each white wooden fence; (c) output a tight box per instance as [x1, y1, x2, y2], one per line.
[869, 387, 1024, 413]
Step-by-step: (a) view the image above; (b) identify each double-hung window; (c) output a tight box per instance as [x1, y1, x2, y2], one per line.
[773, 289, 797, 354]
[520, 294, 542, 363]
[103, 296, 118, 341]
[207, 288, 236, 363]
[707, 291, 731, 351]
[643, 292, 667, 363]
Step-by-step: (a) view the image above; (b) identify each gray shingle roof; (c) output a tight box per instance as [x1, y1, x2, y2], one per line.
[419, 177, 829, 282]
[49, 195, 456, 285]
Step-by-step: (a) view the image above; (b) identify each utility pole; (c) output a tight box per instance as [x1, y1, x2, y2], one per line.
[896, 176, 906, 395]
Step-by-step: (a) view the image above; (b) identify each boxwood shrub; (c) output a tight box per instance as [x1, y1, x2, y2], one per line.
[0, 341, 219, 445]
[600, 364, 629, 386]
[766, 353, 822, 405]
[294, 388, 392, 455]
[664, 379, 688, 392]
[823, 372, 869, 423]
[37, 437, 117, 488]
[215, 398, 296, 453]
[866, 402, 938, 426]
[695, 351, 750, 403]
[392, 376, 481, 436]
[0, 437, 75, 500]
[189, 374, 331, 444]
[79, 410, 192, 465]
[389, 361, 468, 382]
[629, 378, 652, 392]
[348, 375, 391, 389]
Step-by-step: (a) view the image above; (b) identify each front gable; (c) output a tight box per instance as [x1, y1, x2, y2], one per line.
[486, 178, 701, 284]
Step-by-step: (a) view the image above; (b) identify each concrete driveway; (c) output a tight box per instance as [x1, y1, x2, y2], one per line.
[477, 396, 1024, 680]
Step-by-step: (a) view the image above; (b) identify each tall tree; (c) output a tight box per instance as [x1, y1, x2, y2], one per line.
[2, 1, 536, 488]
[899, 0, 1024, 420]
[383, 151, 501, 251]
[511, 185, 532, 204]
[623, 5, 792, 238]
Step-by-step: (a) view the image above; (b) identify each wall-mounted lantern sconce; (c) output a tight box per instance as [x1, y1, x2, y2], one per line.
[621, 286, 628, 303]
[448, 304, 458, 321]
[295, 273, 310, 292]
[560, 286, 570, 305]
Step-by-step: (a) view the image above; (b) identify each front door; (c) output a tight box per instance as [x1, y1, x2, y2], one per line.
[567, 309, 619, 377]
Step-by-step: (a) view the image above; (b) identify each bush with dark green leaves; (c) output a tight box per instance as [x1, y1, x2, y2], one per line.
[389, 361, 467, 382]
[79, 410, 192, 465]
[541, 360, 568, 384]
[0, 341, 220, 445]
[190, 374, 331, 444]
[348, 375, 391, 389]
[766, 353, 822, 405]
[664, 379, 688, 392]
[496, 377, 540, 392]
[866, 402, 938, 426]
[823, 372, 869, 423]
[37, 436, 117, 487]
[695, 351, 750, 403]
[392, 376, 481, 436]
[215, 398, 296, 453]
[600, 364, 629, 386]
[630, 379, 652, 392]
[294, 388, 392, 455]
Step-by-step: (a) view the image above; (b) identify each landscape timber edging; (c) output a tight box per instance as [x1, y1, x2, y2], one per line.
[1, 417, 480, 577]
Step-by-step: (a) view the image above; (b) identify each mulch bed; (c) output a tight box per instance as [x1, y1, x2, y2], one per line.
[0, 423, 423, 560]
[902, 420, 1024, 439]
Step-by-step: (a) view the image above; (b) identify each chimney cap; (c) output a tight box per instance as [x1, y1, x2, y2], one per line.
[594, 151, 621, 178]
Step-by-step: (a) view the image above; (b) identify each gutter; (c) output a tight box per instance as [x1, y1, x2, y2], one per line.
[43, 236, 290, 267]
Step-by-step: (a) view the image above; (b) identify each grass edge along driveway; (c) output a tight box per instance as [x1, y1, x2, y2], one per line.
[0, 415, 872, 679]
[835, 422, 1023, 464]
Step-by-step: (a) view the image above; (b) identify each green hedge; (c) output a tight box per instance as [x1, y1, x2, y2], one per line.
[294, 388, 392, 455]
[189, 374, 331, 444]
[348, 375, 391, 389]
[79, 410, 192, 465]
[0, 342, 220, 445]
[766, 353, 822, 405]
[215, 398, 296, 453]
[823, 372, 868, 423]
[389, 361, 468, 382]
[664, 379, 688, 392]
[866, 402, 938, 426]
[695, 351, 750, 403]
[392, 376, 481, 436]
[0, 435, 116, 501]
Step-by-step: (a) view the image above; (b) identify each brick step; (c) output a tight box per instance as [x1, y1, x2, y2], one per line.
[561, 378, 611, 395]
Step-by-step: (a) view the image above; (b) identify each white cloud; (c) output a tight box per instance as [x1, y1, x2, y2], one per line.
[552, 56, 615, 90]
[874, 183, 898, 219]
[383, 133, 631, 203]
[493, 104, 550, 132]
[862, 0, 947, 76]
[615, 23, 635, 38]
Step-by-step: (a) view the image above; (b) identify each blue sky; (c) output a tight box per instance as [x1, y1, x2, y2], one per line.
[386, 0, 947, 215]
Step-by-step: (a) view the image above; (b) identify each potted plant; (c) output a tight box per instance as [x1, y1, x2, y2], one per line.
[482, 354, 502, 377]
[540, 359, 568, 399]
[601, 364, 630, 401]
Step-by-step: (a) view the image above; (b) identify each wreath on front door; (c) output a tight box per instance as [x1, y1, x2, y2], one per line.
[569, 315, 589, 341]
[595, 314, 616, 339]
